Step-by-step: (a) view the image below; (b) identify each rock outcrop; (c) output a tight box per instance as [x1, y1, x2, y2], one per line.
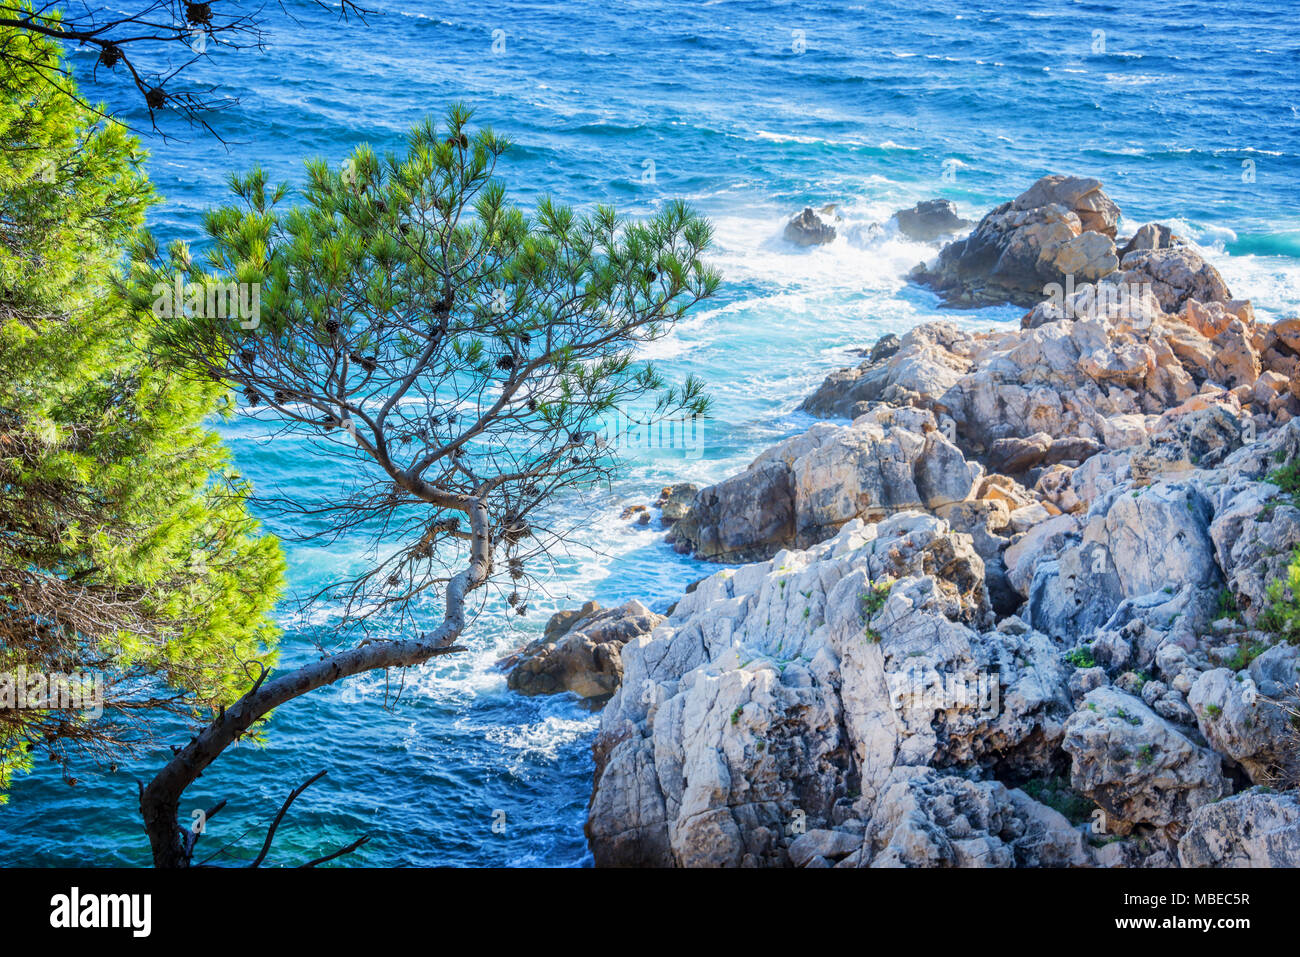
[784, 205, 838, 246]
[502, 600, 665, 700]
[894, 199, 972, 243]
[667, 405, 980, 562]
[1179, 789, 1300, 867]
[911, 175, 1121, 308]
[585, 175, 1300, 867]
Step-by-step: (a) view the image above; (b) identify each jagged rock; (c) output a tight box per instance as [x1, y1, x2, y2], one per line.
[545, 600, 602, 643]
[1004, 512, 1079, 597]
[1120, 222, 1181, 257]
[911, 175, 1121, 308]
[1012, 175, 1122, 237]
[669, 407, 979, 562]
[799, 323, 975, 419]
[656, 482, 699, 524]
[1063, 687, 1229, 832]
[1179, 788, 1300, 867]
[587, 514, 1079, 867]
[938, 318, 1167, 454]
[504, 600, 665, 700]
[788, 828, 863, 867]
[1215, 499, 1300, 623]
[668, 461, 794, 563]
[1189, 652, 1300, 784]
[1027, 481, 1220, 641]
[854, 766, 1091, 867]
[1273, 317, 1300, 354]
[869, 333, 902, 363]
[987, 434, 1052, 475]
[1116, 246, 1232, 312]
[1129, 404, 1245, 483]
[784, 205, 838, 246]
[895, 199, 972, 243]
[1087, 481, 1220, 598]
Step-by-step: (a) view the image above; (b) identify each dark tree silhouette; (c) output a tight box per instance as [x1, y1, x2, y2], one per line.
[0, 0, 368, 138]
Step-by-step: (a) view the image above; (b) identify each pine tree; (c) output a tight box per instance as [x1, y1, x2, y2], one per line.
[0, 22, 285, 798]
[129, 105, 719, 865]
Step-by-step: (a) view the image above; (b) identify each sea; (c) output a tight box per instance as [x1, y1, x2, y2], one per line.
[3, 0, 1297, 865]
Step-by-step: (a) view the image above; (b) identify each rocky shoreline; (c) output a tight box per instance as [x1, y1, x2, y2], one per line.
[507, 175, 1300, 867]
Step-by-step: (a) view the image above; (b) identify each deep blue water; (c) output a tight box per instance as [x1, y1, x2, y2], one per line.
[3, 0, 1298, 866]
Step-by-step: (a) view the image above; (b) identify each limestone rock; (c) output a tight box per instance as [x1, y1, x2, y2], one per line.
[505, 600, 665, 700]
[1179, 789, 1300, 867]
[1116, 246, 1232, 312]
[1188, 656, 1299, 784]
[587, 514, 1077, 867]
[858, 766, 1091, 867]
[670, 408, 979, 562]
[895, 199, 972, 243]
[784, 205, 838, 246]
[912, 175, 1121, 308]
[1062, 687, 1229, 832]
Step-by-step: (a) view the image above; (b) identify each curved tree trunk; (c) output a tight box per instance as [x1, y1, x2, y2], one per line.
[140, 498, 490, 867]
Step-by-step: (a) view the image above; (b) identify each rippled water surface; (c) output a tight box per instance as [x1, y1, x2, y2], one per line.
[3, 0, 1298, 866]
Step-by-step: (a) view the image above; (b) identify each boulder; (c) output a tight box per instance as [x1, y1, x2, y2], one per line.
[895, 199, 972, 243]
[911, 175, 1121, 308]
[799, 323, 975, 420]
[1188, 653, 1300, 785]
[1116, 246, 1232, 312]
[854, 766, 1090, 867]
[1119, 222, 1181, 257]
[1179, 789, 1300, 867]
[784, 205, 838, 246]
[1011, 175, 1122, 238]
[656, 483, 699, 524]
[1129, 404, 1245, 484]
[505, 600, 665, 700]
[1062, 687, 1229, 832]
[669, 407, 979, 562]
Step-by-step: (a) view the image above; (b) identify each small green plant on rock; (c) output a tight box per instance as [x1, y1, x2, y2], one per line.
[1065, 647, 1096, 669]
[859, 578, 893, 642]
[1021, 776, 1095, 826]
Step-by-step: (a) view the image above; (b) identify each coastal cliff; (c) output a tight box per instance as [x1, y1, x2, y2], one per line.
[577, 176, 1300, 867]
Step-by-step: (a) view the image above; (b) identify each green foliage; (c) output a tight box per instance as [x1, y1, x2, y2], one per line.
[1255, 448, 1300, 645]
[1258, 550, 1300, 645]
[1064, 647, 1096, 669]
[1214, 588, 1243, 623]
[0, 24, 284, 796]
[1020, 776, 1095, 826]
[858, 579, 892, 642]
[1225, 636, 1271, 672]
[126, 104, 720, 622]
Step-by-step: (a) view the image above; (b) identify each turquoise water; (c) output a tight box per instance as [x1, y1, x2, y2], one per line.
[4, 0, 1299, 866]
